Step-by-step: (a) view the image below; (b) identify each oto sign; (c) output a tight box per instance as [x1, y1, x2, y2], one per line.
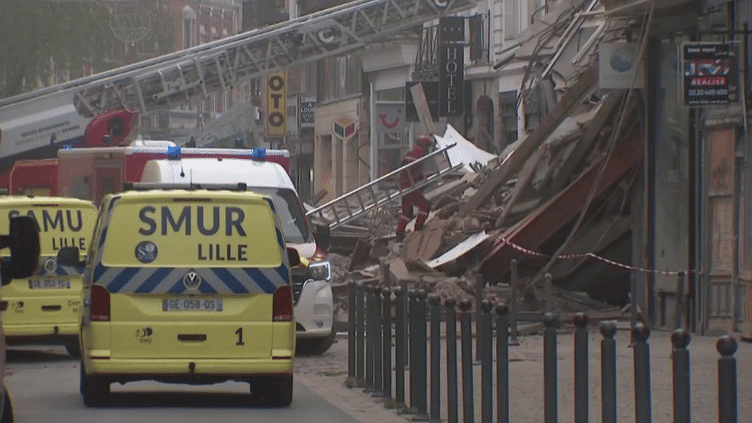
[266, 70, 287, 137]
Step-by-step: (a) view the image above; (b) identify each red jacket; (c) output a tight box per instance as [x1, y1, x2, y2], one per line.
[398, 145, 428, 188]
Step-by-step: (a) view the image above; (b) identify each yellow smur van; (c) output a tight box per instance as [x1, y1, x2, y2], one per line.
[68, 186, 298, 407]
[0, 195, 97, 356]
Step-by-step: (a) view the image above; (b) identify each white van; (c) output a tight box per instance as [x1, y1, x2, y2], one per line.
[139, 154, 336, 355]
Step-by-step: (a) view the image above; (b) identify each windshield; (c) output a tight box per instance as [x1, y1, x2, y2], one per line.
[248, 187, 312, 245]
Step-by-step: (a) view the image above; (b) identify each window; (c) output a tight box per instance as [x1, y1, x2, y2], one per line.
[318, 54, 363, 102]
[504, 0, 524, 40]
[499, 91, 518, 147]
[182, 6, 197, 49]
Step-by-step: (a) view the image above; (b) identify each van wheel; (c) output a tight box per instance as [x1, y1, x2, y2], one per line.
[251, 376, 293, 407]
[0, 388, 13, 423]
[81, 370, 110, 407]
[65, 341, 80, 358]
[296, 328, 336, 356]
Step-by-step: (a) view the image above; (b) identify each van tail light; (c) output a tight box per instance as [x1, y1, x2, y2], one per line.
[273, 286, 293, 322]
[90, 285, 111, 322]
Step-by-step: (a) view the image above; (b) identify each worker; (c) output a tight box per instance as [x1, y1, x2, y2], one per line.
[395, 134, 434, 240]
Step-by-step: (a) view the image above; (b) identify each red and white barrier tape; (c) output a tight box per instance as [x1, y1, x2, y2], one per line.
[497, 236, 691, 276]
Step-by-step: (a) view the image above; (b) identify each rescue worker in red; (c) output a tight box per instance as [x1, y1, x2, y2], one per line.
[396, 134, 434, 240]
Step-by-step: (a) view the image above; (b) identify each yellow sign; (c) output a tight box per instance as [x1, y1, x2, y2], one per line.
[266, 70, 287, 138]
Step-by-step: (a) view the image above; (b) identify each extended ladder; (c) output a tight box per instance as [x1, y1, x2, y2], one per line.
[306, 143, 463, 230]
[0, 0, 478, 117]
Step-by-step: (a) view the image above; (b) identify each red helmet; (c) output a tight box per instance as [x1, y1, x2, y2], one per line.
[416, 134, 433, 147]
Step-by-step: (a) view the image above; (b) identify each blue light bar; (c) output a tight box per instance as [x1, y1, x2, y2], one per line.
[166, 146, 182, 160]
[251, 147, 266, 161]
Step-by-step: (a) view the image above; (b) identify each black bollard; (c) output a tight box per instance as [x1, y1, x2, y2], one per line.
[347, 281, 356, 386]
[445, 298, 459, 423]
[671, 329, 690, 423]
[496, 303, 510, 423]
[365, 285, 375, 393]
[543, 312, 558, 423]
[460, 299, 474, 423]
[356, 283, 366, 387]
[394, 286, 407, 407]
[382, 287, 393, 401]
[408, 289, 418, 413]
[373, 286, 384, 398]
[480, 299, 493, 423]
[573, 313, 589, 423]
[509, 260, 520, 346]
[600, 321, 617, 423]
[413, 290, 429, 421]
[544, 273, 553, 314]
[717, 335, 738, 423]
[428, 294, 441, 423]
[633, 323, 652, 423]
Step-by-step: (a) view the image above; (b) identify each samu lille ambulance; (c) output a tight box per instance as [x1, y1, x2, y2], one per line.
[0, 195, 97, 356]
[72, 186, 297, 407]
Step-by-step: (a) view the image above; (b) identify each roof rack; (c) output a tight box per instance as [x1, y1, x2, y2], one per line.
[123, 182, 248, 192]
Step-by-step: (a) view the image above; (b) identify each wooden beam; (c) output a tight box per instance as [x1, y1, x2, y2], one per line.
[459, 66, 598, 217]
[410, 83, 436, 136]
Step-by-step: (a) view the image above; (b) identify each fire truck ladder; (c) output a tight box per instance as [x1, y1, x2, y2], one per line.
[306, 143, 463, 230]
[0, 0, 478, 116]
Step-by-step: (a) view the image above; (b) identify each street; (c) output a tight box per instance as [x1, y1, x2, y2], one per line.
[3, 337, 406, 423]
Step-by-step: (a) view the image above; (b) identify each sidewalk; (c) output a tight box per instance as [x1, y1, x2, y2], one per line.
[304, 325, 752, 423]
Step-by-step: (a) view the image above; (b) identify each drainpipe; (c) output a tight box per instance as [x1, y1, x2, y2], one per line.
[370, 82, 377, 181]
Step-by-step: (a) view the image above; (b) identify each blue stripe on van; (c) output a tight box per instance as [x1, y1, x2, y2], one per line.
[134, 267, 173, 293]
[243, 268, 276, 293]
[108, 267, 141, 293]
[212, 268, 251, 294]
[275, 264, 289, 283]
[198, 279, 216, 294]
[93, 263, 107, 283]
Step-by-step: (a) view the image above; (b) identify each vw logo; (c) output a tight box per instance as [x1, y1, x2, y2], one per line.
[43, 258, 57, 273]
[183, 271, 202, 290]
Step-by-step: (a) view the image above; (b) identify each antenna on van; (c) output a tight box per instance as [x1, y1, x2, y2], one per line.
[180, 163, 185, 178]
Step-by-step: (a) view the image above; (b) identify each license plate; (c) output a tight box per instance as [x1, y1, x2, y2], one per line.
[162, 298, 223, 312]
[28, 278, 71, 289]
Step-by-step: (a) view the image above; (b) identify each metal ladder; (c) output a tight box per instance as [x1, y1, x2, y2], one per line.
[306, 143, 464, 230]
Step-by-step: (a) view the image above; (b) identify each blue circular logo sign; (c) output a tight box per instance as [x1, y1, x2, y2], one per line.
[610, 45, 636, 73]
[135, 241, 158, 263]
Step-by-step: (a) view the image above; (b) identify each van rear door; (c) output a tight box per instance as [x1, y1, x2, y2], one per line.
[95, 192, 289, 360]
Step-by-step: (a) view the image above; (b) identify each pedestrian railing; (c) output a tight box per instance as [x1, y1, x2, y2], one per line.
[344, 280, 741, 423]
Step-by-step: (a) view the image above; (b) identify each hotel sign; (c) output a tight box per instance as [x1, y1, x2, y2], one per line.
[439, 16, 464, 116]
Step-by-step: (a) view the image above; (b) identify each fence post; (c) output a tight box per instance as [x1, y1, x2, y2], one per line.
[481, 299, 493, 423]
[574, 313, 589, 423]
[394, 286, 406, 408]
[460, 299, 475, 423]
[671, 329, 690, 423]
[496, 303, 510, 423]
[428, 293, 442, 422]
[408, 289, 418, 413]
[445, 298, 459, 423]
[382, 287, 393, 401]
[347, 281, 356, 386]
[717, 335, 738, 423]
[600, 320, 617, 423]
[476, 274, 484, 361]
[356, 282, 366, 387]
[414, 290, 429, 421]
[633, 323, 652, 423]
[509, 260, 519, 346]
[365, 285, 375, 393]
[543, 312, 558, 423]
[373, 286, 384, 397]
[674, 271, 685, 330]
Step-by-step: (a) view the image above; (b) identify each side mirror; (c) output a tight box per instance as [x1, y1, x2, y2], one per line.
[0, 216, 41, 285]
[287, 247, 300, 267]
[311, 219, 330, 253]
[57, 247, 84, 267]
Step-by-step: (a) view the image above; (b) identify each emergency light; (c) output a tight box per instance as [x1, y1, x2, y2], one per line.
[251, 147, 266, 161]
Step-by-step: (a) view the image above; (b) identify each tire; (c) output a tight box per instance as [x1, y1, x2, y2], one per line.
[81, 366, 109, 407]
[0, 389, 13, 423]
[251, 376, 293, 407]
[65, 340, 80, 358]
[295, 328, 336, 356]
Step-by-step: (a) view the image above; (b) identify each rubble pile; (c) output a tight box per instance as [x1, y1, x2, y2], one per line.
[315, 3, 653, 328]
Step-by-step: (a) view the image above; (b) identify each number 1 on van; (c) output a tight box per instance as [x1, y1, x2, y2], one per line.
[235, 327, 244, 345]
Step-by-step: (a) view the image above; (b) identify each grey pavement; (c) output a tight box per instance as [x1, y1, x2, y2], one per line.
[319, 324, 752, 423]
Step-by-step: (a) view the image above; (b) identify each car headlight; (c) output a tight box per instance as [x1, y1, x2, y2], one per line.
[309, 261, 331, 282]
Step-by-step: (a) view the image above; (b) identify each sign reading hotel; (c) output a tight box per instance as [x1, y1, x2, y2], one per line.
[266, 70, 287, 137]
[682, 42, 738, 106]
[439, 16, 464, 116]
